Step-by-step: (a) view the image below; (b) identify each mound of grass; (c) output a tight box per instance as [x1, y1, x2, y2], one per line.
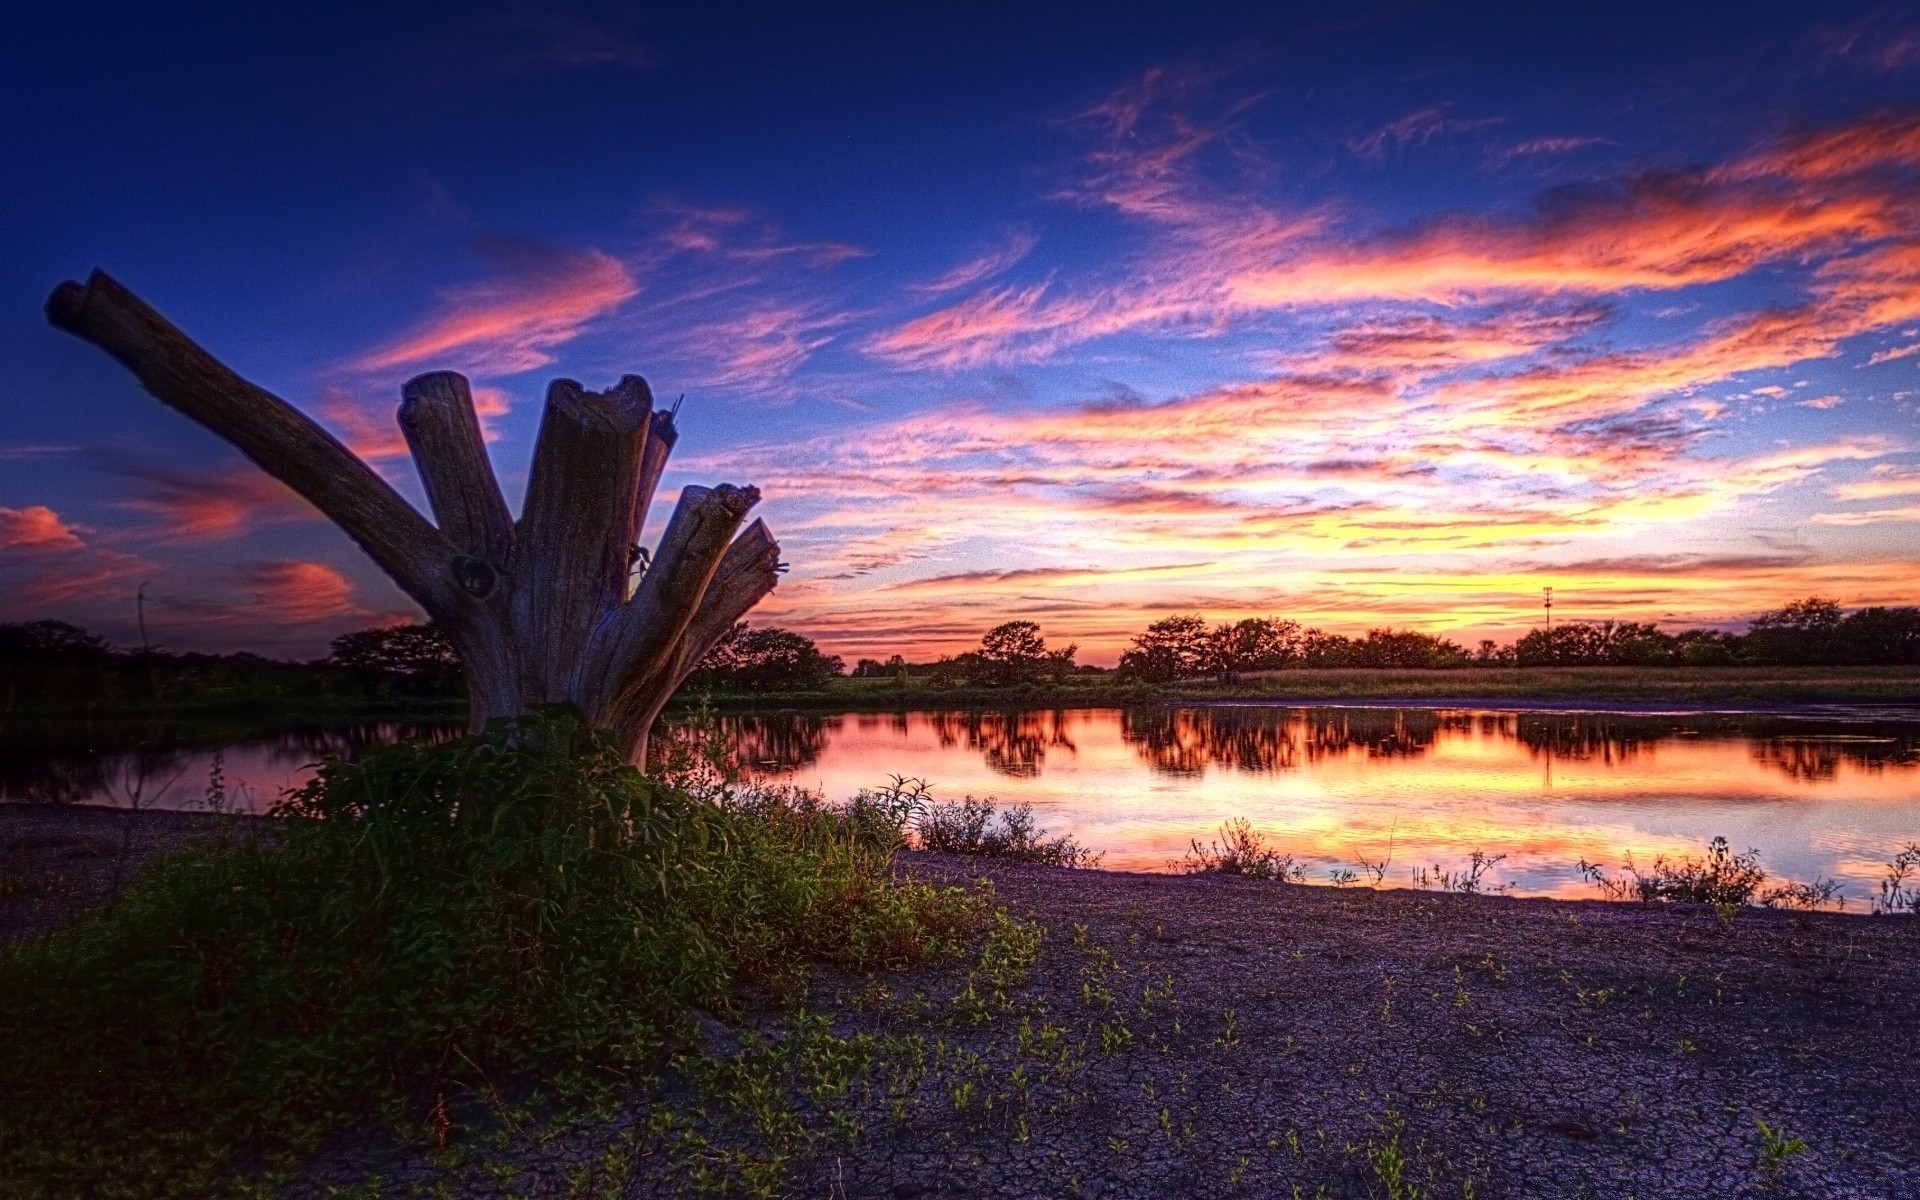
[0, 712, 983, 1198]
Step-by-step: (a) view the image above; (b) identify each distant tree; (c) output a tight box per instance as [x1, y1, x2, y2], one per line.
[1675, 629, 1737, 665]
[1117, 615, 1212, 682]
[1745, 598, 1845, 665]
[691, 623, 845, 691]
[1301, 629, 1359, 668]
[1348, 628, 1471, 669]
[0, 620, 114, 661]
[1474, 639, 1515, 665]
[1206, 618, 1304, 681]
[327, 623, 462, 692]
[1835, 606, 1920, 664]
[975, 621, 1076, 686]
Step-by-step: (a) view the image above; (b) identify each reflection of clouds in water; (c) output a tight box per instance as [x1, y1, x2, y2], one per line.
[732, 706, 1920, 900]
[9, 707, 1917, 902]
[1112, 707, 1920, 786]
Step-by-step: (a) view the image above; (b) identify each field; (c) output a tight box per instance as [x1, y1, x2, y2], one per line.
[712, 664, 1920, 712]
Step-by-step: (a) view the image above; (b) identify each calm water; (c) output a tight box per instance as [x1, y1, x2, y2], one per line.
[7, 705, 1918, 902]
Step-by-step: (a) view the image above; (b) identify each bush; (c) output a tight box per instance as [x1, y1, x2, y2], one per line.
[1179, 818, 1305, 880]
[0, 712, 982, 1197]
[913, 785, 1101, 868]
[1579, 837, 1768, 905]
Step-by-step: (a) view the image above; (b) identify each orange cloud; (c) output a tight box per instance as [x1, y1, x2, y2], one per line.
[236, 560, 369, 624]
[0, 505, 83, 552]
[102, 456, 317, 540]
[871, 104, 1920, 372]
[353, 235, 636, 375]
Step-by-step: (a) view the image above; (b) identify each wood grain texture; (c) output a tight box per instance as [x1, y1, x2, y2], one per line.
[46, 272, 457, 610]
[513, 375, 654, 703]
[398, 371, 514, 575]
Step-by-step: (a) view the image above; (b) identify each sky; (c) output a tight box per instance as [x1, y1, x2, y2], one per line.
[4, 1, 1920, 664]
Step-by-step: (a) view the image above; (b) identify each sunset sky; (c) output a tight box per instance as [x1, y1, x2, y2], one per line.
[5, 2, 1920, 662]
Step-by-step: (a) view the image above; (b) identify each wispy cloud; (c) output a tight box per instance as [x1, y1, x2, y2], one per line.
[1347, 105, 1505, 161]
[352, 234, 637, 375]
[86, 451, 317, 540]
[910, 230, 1040, 297]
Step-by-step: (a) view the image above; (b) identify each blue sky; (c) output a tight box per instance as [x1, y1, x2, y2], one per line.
[5, 1, 1920, 660]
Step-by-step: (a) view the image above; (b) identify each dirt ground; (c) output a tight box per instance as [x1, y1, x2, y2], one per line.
[5, 805, 1917, 1198]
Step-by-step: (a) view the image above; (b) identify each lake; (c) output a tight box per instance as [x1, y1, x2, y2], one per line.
[6, 704, 1918, 903]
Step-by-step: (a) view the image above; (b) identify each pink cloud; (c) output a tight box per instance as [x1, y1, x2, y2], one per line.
[0, 506, 84, 552]
[353, 235, 637, 376]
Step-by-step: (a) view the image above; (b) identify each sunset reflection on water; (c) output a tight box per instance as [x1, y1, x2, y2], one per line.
[723, 706, 1920, 901]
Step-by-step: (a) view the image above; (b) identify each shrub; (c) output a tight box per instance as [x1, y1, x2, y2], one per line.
[1179, 818, 1305, 880]
[1874, 843, 1920, 916]
[0, 712, 983, 1197]
[914, 785, 1101, 868]
[1579, 837, 1768, 905]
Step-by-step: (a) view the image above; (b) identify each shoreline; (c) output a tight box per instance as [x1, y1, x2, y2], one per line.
[1, 802, 1901, 938]
[7, 807, 1915, 1196]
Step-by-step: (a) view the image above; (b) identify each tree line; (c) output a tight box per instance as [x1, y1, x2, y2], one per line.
[6, 597, 1916, 709]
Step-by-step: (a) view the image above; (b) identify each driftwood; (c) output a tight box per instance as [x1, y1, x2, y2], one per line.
[46, 270, 779, 763]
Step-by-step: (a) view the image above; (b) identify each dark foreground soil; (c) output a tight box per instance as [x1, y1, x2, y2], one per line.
[4, 806, 1917, 1198]
[0, 803, 242, 942]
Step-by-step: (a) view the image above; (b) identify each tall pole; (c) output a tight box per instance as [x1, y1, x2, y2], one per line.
[1543, 586, 1553, 629]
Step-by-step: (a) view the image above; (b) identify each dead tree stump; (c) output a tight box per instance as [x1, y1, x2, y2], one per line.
[47, 270, 780, 764]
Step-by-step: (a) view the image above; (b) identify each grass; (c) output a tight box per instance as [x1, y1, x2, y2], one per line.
[0, 711, 988, 1198]
[692, 663, 1920, 712]
[1874, 843, 1920, 915]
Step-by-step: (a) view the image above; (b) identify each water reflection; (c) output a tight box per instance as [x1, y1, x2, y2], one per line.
[1103, 707, 1920, 783]
[6, 705, 1917, 901]
[0, 720, 461, 811]
[726, 705, 1920, 898]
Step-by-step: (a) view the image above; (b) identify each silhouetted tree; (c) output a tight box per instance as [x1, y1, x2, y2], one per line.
[689, 623, 844, 691]
[1117, 615, 1212, 682]
[1206, 617, 1304, 681]
[326, 623, 462, 692]
[975, 620, 1076, 686]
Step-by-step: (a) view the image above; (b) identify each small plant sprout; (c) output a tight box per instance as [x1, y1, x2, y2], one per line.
[1757, 1120, 1808, 1185]
[1412, 850, 1508, 895]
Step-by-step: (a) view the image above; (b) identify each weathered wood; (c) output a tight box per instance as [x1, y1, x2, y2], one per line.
[46, 271, 781, 764]
[398, 371, 514, 576]
[514, 376, 654, 704]
[630, 407, 678, 570]
[582, 483, 760, 723]
[615, 519, 782, 759]
[46, 271, 459, 612]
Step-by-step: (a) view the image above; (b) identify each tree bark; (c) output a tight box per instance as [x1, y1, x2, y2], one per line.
[46, 270, 780, 764]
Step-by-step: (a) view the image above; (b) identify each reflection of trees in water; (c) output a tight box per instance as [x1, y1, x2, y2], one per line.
[1120, 706, 1920, 783]
[715, 713, 837, 773]
[0, 721, 461, 807]
[1512, 715, 1656, 767]
[1512, 713, 1920, 783]
[1749, 735, 1920, 782]
[1121, 707, 1447, 776]
[926, 711, 1077, 778]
